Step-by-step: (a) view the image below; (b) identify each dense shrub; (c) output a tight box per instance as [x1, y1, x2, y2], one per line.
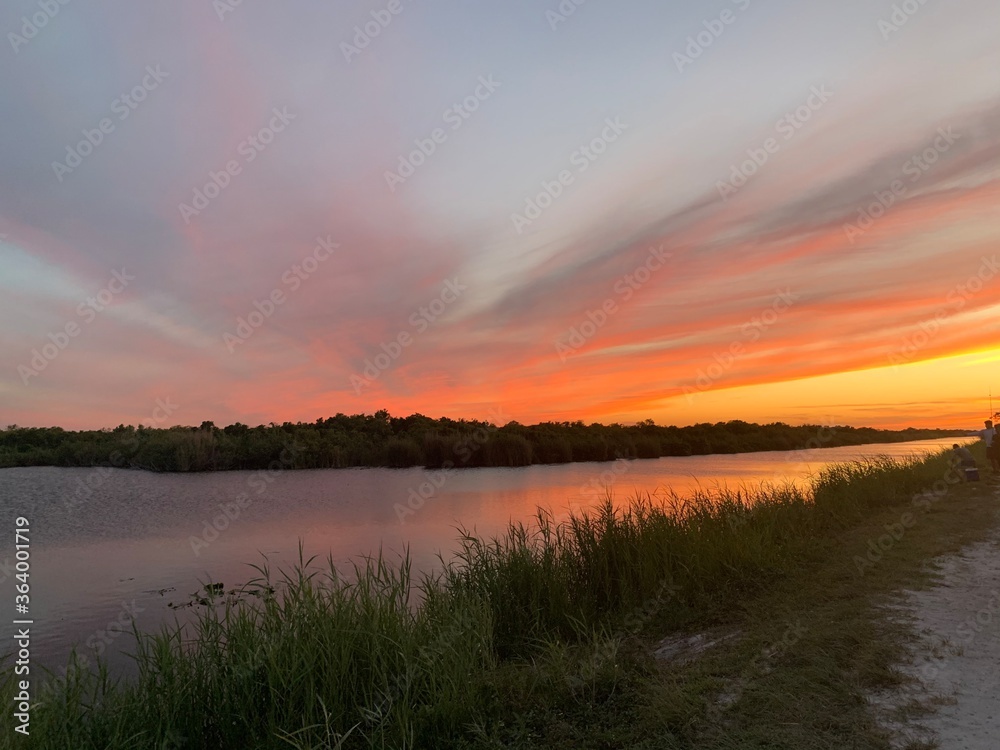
[383, 437, 423, 468]
[0, 413, 968, 472]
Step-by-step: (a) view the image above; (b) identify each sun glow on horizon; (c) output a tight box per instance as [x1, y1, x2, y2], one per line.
[1, 0, 999, 432]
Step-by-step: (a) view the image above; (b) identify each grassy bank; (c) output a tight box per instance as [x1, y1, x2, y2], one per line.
[3, 446, 993, 748]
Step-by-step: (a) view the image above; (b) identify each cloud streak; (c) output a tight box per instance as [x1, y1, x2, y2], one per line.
[1, 0, 998, 430]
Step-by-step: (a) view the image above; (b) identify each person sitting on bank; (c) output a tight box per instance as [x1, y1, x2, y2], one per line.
[952, 443, 978, 481]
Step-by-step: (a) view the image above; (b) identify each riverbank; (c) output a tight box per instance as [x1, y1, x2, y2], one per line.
[869, 475, 1000, 749]
[629, 442, 1000, 749]
[0, 415, 968, 472]
[2, 444, 994, 748]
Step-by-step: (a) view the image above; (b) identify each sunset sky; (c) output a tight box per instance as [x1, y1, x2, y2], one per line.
[1, 0, 998, 431]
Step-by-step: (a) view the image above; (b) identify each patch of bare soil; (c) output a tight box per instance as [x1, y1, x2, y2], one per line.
[872, 480, 1000, 749]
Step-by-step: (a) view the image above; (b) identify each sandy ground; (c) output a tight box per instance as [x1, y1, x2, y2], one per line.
[872, 478, 1000, 749]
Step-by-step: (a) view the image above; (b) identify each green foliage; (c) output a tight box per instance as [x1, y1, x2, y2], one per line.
[0, 414, 969, 473]
[5, 551, 494, 749]
[383, 437, 423, 468]
[0, 450, 963, 748]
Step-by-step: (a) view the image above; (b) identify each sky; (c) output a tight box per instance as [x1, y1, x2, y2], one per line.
[1, 0, 999, 431]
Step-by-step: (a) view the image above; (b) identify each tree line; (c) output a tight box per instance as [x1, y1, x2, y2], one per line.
[0, 411, 969, 473]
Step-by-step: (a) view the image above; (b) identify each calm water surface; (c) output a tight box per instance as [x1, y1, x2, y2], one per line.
[0, 437, 963, 675]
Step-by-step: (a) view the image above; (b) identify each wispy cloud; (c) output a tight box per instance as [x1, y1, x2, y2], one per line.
[1, 0, 998, 429]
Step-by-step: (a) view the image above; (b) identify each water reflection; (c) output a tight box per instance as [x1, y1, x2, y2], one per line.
[0, 437, 962, 675]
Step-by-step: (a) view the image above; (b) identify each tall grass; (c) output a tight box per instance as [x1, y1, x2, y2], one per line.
[446, 483, 806, 658]
[7, 551, 495, 749]
[447, 454, 955, 656]
[1, 451, 959, 749]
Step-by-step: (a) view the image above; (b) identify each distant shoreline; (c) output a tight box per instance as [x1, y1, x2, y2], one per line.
[0, 414, 971, 474]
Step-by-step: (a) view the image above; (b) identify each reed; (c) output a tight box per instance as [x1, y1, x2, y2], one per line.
[0, 450, 958, 748]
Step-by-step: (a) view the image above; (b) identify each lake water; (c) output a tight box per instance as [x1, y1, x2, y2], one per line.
[0, 437, 964, 677]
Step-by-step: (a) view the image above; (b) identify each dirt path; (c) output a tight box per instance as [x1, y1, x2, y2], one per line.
[874, 478, 1000, 749]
